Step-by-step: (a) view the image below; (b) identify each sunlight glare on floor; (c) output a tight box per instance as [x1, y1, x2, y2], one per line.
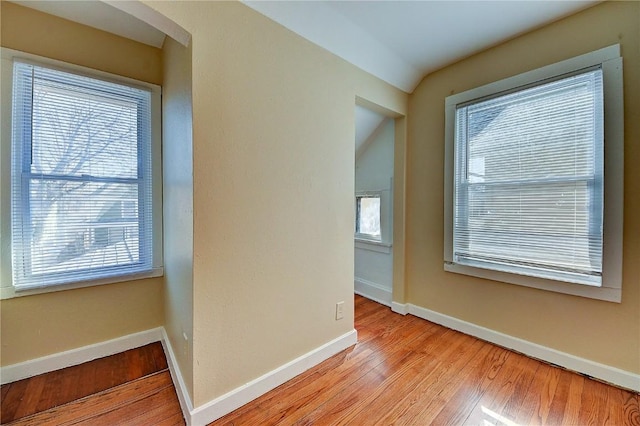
[481, 406, 521, 426]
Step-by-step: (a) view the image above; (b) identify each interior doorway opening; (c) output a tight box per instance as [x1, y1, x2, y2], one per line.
[354, 105, 395, 306]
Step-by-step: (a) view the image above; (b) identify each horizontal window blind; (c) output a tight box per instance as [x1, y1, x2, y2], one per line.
[453, 68, 604, 286]
[11, 61, 154, 289]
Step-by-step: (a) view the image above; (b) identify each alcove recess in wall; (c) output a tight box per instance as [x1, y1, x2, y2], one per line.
[354, 105, 394, 306]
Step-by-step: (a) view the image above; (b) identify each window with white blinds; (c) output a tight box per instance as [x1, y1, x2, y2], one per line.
[10, 58, 161, 290]
[454, 69, 603, 286]
[444, 45, 624, 302]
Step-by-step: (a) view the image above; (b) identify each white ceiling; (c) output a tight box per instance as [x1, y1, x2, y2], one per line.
[243, 0, 599, 92]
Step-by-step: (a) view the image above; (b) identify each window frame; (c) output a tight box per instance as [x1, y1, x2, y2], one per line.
[443, 45, 624, 303]
[355, 191, 382, 242]
[0, 48, 163, 299]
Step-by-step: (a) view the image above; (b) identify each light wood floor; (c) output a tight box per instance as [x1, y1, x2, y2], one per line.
[2, 296, 638, 425]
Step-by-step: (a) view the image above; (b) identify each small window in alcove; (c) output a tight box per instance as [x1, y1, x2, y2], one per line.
[356, 195, 381, 240]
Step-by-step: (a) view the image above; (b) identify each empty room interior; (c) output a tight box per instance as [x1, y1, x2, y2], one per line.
[0, 0, 638, 424]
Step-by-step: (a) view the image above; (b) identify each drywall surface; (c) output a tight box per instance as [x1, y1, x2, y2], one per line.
[0, 2, 161, 85]
[162, 35, 194, 400]
[406, 1, 640, 373]
[0, 280, 163, 366]
[144, 0, 407, 408]
[0, 2, 164, 366]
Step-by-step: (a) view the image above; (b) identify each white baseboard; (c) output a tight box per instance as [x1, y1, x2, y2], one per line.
[160, 329, 194, 426]
[354, 277, 392, 307]
[189, 329, 358, 426]
[0, 328, 164, 385]
[393, 302, 640, 393]
[391, 301, 408, 315]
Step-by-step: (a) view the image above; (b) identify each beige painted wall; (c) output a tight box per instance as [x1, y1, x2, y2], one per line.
[0, 2, 164, 366]
[406, 1, 640, 374]
[0, 1, 162, 85]
[161, 36, 194, 400]
[0, 281, 163, 365]
[145, 1, 407, 407]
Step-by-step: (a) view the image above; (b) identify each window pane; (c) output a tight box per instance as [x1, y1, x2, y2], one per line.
[464, 71, 600, 183]
[358, 196, 381, 237]
[27, 180, 140, 276]
[31, 77, 139, 179]
[457, 182, 600, 274]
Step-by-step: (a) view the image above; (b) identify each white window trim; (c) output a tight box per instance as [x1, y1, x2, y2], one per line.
[355, 239, 392, 254]
[0, 48, 163, 299]
[444, 45, 623, 303]
[355, 190, 383, 242]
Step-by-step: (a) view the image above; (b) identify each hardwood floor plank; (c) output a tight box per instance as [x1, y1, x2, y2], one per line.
[34, 368, 66, 413]
[353, 307, 405, 345]
[1, 380, 29, 424]
[522, 362, 562, 425]
[603, 385, 628, 425]
[344, 336, 489, 425]
[150, 340, 169, 371]
[560, 372, 586, 425]
[0, 382, 10, 403]
[151, 412, 188, 426]
[291, 346, 418, 426]
[623, 392, 640, 426]
[74, 359, 102, 405]
[78, 386, 182, 426]
[489, 357, 540, 424]
[577, 375, 610, 425]
[384, 338, 493, 426]
[426, 344, 510, 425]
[303, 333, 468, 424]
[113, 390, 184, 426]
[362, 329, 474, 424]
[545, 368, 575, 425]
[354, 295, 381, 319]
[6, 371, 174, 426]
[604, 381, 640, 426]
[0, 342, 167, 424]
[11, 374, 47, 421]
[461, 351, 538, 425]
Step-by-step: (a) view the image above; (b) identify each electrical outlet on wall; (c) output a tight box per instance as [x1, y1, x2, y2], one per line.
[335, 301, 344, 320]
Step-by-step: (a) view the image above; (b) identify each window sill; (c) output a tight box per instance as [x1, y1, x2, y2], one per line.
[355, 238, 392, 254]
[0, 267, 164, 300]
[444, 262, 621, 303]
